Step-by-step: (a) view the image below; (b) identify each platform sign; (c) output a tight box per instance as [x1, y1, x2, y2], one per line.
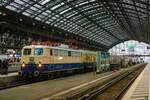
[15, 54, 21, 58]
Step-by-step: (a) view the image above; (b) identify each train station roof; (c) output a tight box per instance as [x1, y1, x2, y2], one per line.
[0, 0, 149, 50]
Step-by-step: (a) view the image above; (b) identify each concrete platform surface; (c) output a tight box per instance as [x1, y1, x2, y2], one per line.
[0, 72, 18, 87]
[0, 72, 18, 78]
[122, 63, 150, 100]
[0, 71, 114, 100]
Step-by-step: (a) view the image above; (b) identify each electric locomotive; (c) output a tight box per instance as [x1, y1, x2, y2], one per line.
[19, 45, 96, 77]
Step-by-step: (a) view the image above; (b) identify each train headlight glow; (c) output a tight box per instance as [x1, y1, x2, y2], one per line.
[38, 61, 42, 68]
[22, 63, 25, 68]
[38, 63, 42, 68]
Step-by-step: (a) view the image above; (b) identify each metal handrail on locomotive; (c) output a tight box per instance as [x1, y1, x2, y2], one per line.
[19, 45, 96, 77]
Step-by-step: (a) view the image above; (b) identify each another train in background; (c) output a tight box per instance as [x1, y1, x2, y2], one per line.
[109, 55, 143, 70]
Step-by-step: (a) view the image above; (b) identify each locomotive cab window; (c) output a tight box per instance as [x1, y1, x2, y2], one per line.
[34, 48, 43, 55]
[23, 49, 31, 55]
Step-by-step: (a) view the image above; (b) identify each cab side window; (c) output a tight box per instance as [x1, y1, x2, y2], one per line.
[50, 49, 53, 56]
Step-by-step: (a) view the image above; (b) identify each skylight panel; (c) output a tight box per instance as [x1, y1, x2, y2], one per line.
[0, 0, 8, 6]
[30, 6, 38, 11]
[9, 2, 21, 9]
[6, 5, 17, 12]
[45, 10, 51, 13]
[35, 17, 41, 21]
[51, 4, 62, 10]
[90, 0, 96, 2]
[22, 12, 31, 17]
[15, 0, 25, 5]
[34, 4, 42, 9]
[40, 0, 51, 5]
[42, 12, 48, 16]
[60, 9, 70, 15]
[45, 21, 50, 24]
[76, 1, 89, 7]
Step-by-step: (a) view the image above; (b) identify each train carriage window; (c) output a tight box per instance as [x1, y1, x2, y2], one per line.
[23, 49, 31, 55]
[68, 51, 71, 56]
[71, 51, 75, 56]
[71, 52, 80, 57]
[54, 49, 58, 56]
[77, 52, 81, 57]
[60, 50, 64, 56]
[64, 50, 68, 56]
[57, 50, 61, 56]
[50, 49, 53, 56]
[61, 50, 65, 56]
[34, 48, 43, 55]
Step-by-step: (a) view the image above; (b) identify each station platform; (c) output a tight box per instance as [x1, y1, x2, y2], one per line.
[122, 63, 150, 100]
[0, 72, 18, 87]
[0, 64, 143, 100]
[8, 64, 20, 72]
[0, 64, 20, 84]
[0, 72, 18, 78]
[0, 71, 114, 100]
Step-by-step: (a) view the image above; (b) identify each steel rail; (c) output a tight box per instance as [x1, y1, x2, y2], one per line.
[62, 64, 146, 100]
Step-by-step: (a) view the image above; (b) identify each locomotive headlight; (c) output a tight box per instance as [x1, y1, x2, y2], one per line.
[38, 62, 42, 68]
[21, 62, 25, 68]
[38, 63, 42, 68]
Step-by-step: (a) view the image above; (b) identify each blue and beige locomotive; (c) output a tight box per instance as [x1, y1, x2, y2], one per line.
[19, 45, 96, 77]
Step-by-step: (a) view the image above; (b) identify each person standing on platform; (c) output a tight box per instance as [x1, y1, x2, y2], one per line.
[4, 59, 9, 75]
[2, 59, 9, 75]
[0, 59, 2, 74]
[2, 59, 5, 75]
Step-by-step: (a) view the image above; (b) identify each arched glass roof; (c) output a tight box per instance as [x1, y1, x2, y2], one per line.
[1, 0, 150, 48]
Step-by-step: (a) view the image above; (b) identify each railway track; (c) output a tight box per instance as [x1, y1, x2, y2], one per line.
[53, 64, 146, 100]
[92, 65, 145, 100]
[79, 65, 145, 100]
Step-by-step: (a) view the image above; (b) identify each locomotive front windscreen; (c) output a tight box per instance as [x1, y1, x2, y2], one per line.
[34, 48, 43, 55]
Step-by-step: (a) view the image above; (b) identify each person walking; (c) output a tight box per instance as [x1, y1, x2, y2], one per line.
[2, 59, 5, 75]
[4, 59, 9, 75]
